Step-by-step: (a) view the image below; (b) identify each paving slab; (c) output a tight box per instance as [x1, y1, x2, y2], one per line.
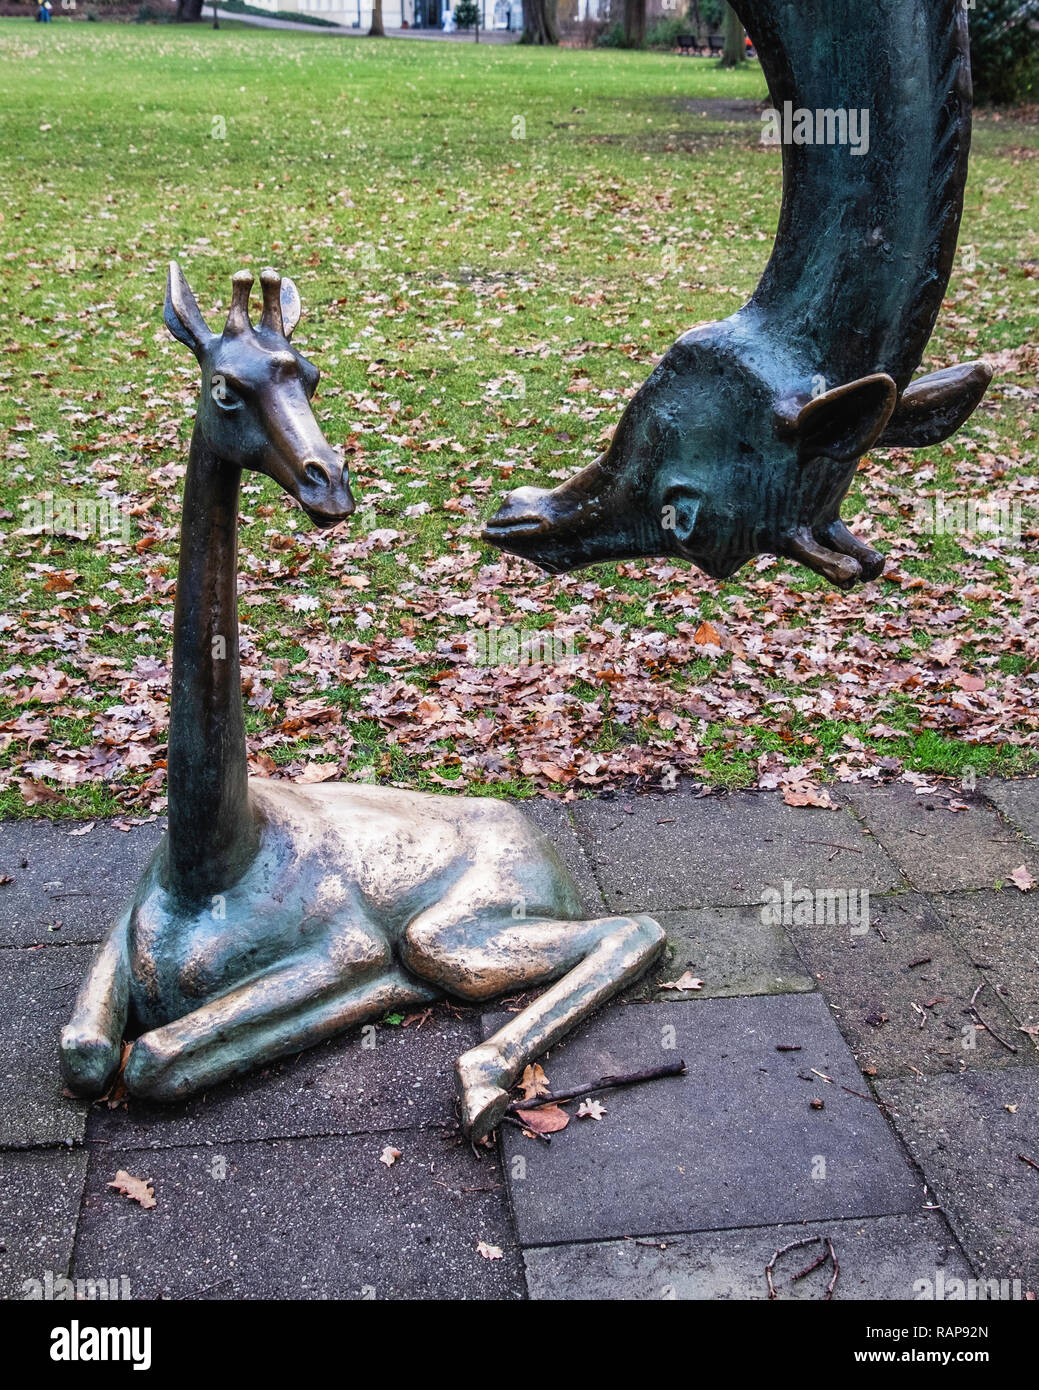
[628, 904, 814, 1000]
[877, 1069, 1039, 1291]
[0, 1147, 89, 1300]
[981, 777, 1039, 847]
[74, 1130, 523, 1300]
[936, 890, 1039, 1034]
[523, 1211, 972, 1300]
[487, 995, 920, 1247]
[88, 1009, 481, 1148]
[572, 790, 903, 912]
[788, 892, 1030, 1078]
[515, 800, 606, 913]
[0, 944, 89, 1148]
[0, 819, 162, 948]
[841, 785, 1035, 893]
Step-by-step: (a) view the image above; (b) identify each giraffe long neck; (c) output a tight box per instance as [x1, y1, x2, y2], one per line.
[164, 430, 258, 901]
[734, 0, 972, 392]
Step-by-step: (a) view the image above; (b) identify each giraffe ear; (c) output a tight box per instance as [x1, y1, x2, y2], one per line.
[164, 262, 213, 357]
[779, 374, 897, 463]
[280, 277, 302, 339]
[878, 362, 993, 448]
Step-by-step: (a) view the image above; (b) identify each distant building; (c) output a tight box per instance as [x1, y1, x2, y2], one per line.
[261, 0, 524, 29]
[558, 0, 691, 39]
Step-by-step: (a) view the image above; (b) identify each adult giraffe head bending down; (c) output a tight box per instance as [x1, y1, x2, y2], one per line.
[484, 0, 992, 587]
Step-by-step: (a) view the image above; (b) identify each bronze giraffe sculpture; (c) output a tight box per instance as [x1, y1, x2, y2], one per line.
[484, 0, 992, 582]
[63, 1, 990, 1139]
[60, 264, 665, 1140]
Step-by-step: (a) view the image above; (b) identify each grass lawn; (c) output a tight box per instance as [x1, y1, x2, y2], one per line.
[0, 22, 1035, 819]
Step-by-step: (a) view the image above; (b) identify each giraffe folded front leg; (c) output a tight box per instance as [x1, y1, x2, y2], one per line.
[454, 914, 666, 1140]
[124, 959, 439, 1101]
[816, 519, 885, 581]
[783, 524, 861, 589]
[401, 908, 666, 1140]
[60, 909, 131, 1098]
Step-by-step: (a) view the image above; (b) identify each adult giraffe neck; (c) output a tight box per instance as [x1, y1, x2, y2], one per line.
[734, 0, 972, 393]
[164, 430, 258, 901]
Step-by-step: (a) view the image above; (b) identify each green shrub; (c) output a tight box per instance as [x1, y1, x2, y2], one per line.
[646, 15, 687, 49]
[594, 21, 626, 46]
[696, 0, 722, 30]
[454, 0, 478, 27]
[969, 1, 1039, 104]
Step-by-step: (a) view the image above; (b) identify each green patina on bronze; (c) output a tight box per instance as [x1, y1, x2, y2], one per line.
[60, 268, 665, 1140]
[61, 2, 991, 1136]
[484, 0, 992, 586]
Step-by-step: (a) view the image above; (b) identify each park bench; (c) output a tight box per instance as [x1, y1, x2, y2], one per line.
[676, 33, 724, 56]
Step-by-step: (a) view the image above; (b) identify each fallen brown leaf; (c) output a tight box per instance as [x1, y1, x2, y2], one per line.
[514, 1103, 570, 1134]
[517, 1063, 551, 1101]
[1009, 865, 1035, 892]
[576, 1098, 607, 1120]
[107, 1170, 156, 1209]
[658, 970, 704, 992]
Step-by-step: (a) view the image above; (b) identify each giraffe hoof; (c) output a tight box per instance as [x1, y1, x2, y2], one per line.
[460, 1081, 512, 1142]
[123, 1033, 185, 1101]
[59, 1024, 122, 1098]
[456, 1042, 512, 1140]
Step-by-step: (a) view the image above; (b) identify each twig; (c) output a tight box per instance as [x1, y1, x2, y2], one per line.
[805, 841, 863, 854]
[1018, 1153, 1039, 1173]
[433, 1179, 502, 1195]
[967, 1005, 1018, 1053]
[501, 1113, 551, 1144]
[506, 1060, 686, 1115]
[841, 1085, 878, 1103]
[776, 1044, 802, 1052]
[765, 1237, 820, 1299]
[792, 1247, 830, 1281]
[825, 1237, 840, 1299]
[970, 981, 985, 1007]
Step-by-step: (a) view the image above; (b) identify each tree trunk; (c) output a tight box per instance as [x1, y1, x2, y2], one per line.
[623, 0, 645, 47]
[369, 0, 386, 35]
[719, 2, 746, 66]
[175, 0, 204, 19]
[521, 0, 558, 44]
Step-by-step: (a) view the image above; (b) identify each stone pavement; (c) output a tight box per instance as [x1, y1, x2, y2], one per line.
[0, 778, 1036, 1301]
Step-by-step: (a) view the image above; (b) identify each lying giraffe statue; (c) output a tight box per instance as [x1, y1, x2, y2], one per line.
[60, 263, 665, 1140]
[484, 0, 993, 582]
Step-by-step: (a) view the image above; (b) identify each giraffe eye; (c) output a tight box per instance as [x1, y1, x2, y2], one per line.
[210, 373, 241, 409]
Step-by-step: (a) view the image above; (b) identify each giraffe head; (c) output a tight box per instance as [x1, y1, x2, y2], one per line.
[164, 262, 355, 528]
